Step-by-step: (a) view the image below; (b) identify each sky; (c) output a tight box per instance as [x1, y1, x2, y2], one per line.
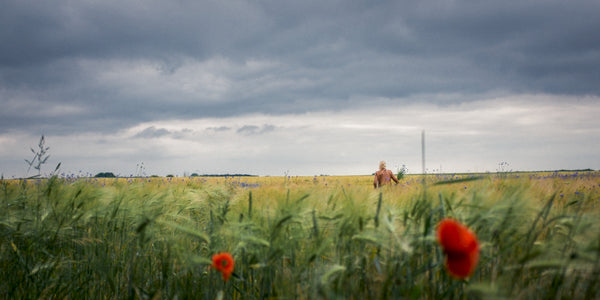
[1, 0, 599, 178]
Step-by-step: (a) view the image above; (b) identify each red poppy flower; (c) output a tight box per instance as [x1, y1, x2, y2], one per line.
[436, 218, 479, 278]
[211, 252, 235, 282]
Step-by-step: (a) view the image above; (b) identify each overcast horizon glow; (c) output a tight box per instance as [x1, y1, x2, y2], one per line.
[1, 1, 599, 178]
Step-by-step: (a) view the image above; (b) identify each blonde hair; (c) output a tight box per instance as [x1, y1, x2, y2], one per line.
[379, 161, 386, 170]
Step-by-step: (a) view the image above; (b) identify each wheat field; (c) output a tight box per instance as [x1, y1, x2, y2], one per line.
[1, 171, 599, 299]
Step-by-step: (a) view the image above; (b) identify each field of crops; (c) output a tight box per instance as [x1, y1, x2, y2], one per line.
[1, 171, 599, 299]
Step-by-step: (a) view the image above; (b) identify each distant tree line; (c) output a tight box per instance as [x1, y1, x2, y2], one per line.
[91, 169, 595, 179]
[190, 173, 257, 177]
[94, 172, 116, 178]
[93, 172, 257, 178]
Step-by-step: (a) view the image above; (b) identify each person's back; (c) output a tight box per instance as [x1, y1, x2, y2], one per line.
[374, 161, 399, 188]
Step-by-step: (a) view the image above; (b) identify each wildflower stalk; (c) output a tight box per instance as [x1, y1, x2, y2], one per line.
[25, 135, 50, 178]
[374, 192, 382, 228]
[248, 190, 253, 219]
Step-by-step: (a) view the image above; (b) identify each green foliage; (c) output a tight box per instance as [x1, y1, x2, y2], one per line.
[0, 172, 599, 299]
[397, 164, 408, 180]
[94, 172, 116, 178]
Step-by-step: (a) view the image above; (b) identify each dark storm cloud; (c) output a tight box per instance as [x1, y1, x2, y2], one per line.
[0, 0, 266, 66]
[1, 0, 600, 135]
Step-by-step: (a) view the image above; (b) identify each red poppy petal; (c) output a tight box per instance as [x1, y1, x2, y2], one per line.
[437, 219, 480, 278]
[211, 252, 235, 281]
[437, 219, 478, 252]
[445, 249, 479, 278]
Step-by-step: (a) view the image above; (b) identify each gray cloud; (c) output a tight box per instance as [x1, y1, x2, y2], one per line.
[237, 124, 276, 135]
[206, 126, 231, 132]
[1, 1, 600, 176]
[2, 1, 600, 136]
[0, 96, 598, 178]
[133, 126, 193, 139]
[134, 126, 171, 139]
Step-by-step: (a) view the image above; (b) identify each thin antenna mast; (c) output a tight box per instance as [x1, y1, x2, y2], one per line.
[421, 130, 426, 175]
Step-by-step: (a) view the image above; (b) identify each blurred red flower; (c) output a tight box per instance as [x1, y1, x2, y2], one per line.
[211, 252, 235, 282]
[436, 218, 479, 278]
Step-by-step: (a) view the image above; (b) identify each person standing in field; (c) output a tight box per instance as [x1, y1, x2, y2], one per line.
[374, 161, 399, 188]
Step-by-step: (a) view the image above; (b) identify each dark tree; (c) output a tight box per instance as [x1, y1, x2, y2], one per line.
[94, 172, 116, 178]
